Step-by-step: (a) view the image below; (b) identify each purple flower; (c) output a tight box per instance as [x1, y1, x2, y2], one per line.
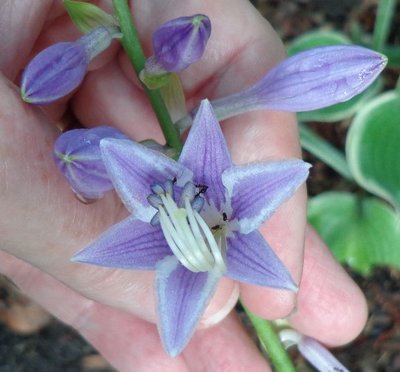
[176, 45, 387, 131]
[280, 330, 349, 372]
[149, 14, 211, 73]
[21, 26, 118, 104]
[53, 126, 128, 201]
[72, 100, 310, 356]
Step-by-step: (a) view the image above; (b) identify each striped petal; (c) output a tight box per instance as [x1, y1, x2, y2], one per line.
[72, 217, 171, 270]
[223, 159, 310, 234]
[156, 255, 221, 357]
[179, 100, 231, 210]
[226, 230, 297, 291]
[101, 138, 192, 222]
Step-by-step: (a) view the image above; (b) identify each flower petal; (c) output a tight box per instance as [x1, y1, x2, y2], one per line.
[156, 255, 221, 357]
[223, 159, 310, 234]
[211, 45, 387, 119]
[100, 138, 192, 222]
[298, 336, 349, 372]
[226, 230, 297, 291]
[179, 100, 232, 210]
[72, 217, 171, 270]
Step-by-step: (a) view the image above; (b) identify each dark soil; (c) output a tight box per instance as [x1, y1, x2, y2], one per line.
[1, 1, 399, 371]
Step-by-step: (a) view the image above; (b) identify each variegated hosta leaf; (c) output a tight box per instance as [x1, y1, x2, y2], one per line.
[308, 192, 400, 275]
[346, 91, 400, 210]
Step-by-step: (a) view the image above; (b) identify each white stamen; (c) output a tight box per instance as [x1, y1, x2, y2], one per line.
[157, 193, 227, 273]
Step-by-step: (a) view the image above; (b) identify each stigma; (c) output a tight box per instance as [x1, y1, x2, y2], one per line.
[148, 181, 227, 273]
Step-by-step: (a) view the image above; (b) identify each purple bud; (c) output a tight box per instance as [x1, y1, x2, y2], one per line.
[152, 14, 211, 72]
[210, 45, 387, 121]
[21, 27, 117, 104]
[53, 126, 129, 201]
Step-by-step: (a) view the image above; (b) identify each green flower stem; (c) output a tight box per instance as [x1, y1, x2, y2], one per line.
[243, 306, 296, 372]
[112, 0, 182, 156]
[299, 123, 354, 181]
[372, 0, 397, 52]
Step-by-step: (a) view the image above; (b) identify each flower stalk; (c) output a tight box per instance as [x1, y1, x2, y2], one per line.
[244, 307, 296, 372]
[112, 0, 182, 155]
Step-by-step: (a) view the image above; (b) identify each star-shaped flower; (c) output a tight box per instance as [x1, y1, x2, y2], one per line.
[72, 100, 310, 356]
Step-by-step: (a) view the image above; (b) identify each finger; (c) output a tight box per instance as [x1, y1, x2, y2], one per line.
[0, 0, 54, 80]
[184, 312, 271, 372]
[288, 226, 368, 345]
[0, 251, 270, 371]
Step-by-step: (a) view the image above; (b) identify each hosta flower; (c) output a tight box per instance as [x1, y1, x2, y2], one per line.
[280, 329, 349, 372]
[176, 45, 387, 131]
[72, 100, 310, 356]
[21, 26, 119, 104]
[53, 126, 128, 201]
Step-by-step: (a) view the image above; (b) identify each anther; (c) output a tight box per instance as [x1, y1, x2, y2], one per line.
[148, 194, 163, 208]
[151, 184, 164, 195]
[191, 196, 204, 212]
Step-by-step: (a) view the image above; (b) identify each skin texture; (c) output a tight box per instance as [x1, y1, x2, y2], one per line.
[0, 0, 367, 370]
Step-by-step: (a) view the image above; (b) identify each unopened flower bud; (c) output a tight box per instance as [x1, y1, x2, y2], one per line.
[209, 45, 387, 121]
[21, 26, 118, 104]
[53, 126, 129, 201]
[151, 14, 211, 73]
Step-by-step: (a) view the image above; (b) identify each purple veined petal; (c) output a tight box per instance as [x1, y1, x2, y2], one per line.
[225, 230, 297, 291]
[222, 159, 310, 234]
[298, 336, 349, 372]
[156, 255, 221, 357]
[54, 126, 129, 200]
[153, 14, 211, 72]
[179, 100, 232, 210]
[72, 216, 171, 270]
[21, 26, 118, 105]
[21, 41, 88, 104]
[100, 138, 193, 222]
[211, 45, 387, 120]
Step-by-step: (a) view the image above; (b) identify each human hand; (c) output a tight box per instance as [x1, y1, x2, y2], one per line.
[0, 0, 367, 370]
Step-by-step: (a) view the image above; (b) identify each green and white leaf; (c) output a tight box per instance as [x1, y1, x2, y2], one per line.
[287, 30, 351, 56]
[308, 192, 400, 275]
[346, 91, 400, 210]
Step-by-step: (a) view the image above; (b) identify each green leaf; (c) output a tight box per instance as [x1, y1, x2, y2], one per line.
[287, 30, 351, 56]
[308, 192, 400, 275]
[287, 30, 382, 122]
[64, 0, 118, 33]
[346, 91, 400, 209]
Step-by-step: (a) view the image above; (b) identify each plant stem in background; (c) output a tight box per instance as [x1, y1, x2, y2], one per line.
[243, 307, 296, 372]
[372, 0, 397, 52]
[396, 76, 400, 93]
[299, 123, 354, 181]
[112, 0, 182, 155]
